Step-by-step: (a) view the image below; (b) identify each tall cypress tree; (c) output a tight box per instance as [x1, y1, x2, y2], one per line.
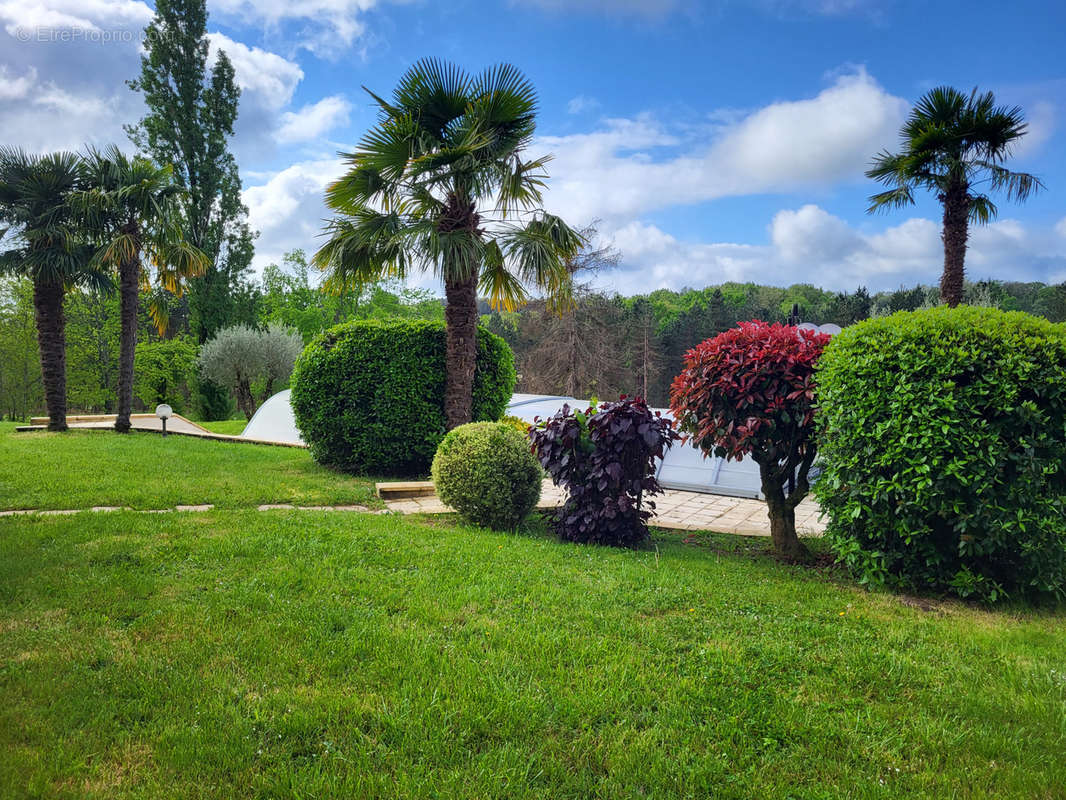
[126, 0, 256, 344]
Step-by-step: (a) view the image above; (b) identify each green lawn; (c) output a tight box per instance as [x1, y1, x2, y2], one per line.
[0, 423, 376, 510]
[0, 424, 1064, 798]
[1, 508, 1064, 798]
[196, 418, 247, 436]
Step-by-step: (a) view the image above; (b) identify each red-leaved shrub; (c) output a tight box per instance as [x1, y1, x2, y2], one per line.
[669, 321, 830, 559]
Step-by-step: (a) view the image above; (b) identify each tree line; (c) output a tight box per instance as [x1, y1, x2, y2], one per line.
[4, 237, 1064, 421]
[483, 277, 1066, 407]
[0, 250, 444, 421]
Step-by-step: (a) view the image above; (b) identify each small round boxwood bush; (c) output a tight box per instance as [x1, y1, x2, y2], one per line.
[814, 305, 1066, 602]
[431, 422, 542, 530]
[291, 320, 515, 475]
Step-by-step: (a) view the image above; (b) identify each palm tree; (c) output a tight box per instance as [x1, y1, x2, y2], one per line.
[866, 86, 1044, 307]
[75, 146, 208, 432]
[0, 148, 107, 430]
[315, 59, 583, 428]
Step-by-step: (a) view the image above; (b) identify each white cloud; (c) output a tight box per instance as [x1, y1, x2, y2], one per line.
[1, 80, 134, 152]
[515, 0, 681, 16]
[1012, 100, 1055, 159]
[589, 208, 1066, 296]
[243, 158, 345, 271]
[1056, 217, 1066, 239]
[210, 0, 381, 55]
[567, 94, 600, 115]
[770, 204, 864, 264]
[0, 0, 151, 36]
[207, 32, 304, 110]
[0, 65, 36, 100]
[276, 95, 352, 144]
[537, 68, 907, 223]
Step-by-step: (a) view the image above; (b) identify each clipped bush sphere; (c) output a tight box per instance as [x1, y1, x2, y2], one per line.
[291, 320, 515, 475]
[432, 422, 542, 531]
[814, 306, 1066, 602]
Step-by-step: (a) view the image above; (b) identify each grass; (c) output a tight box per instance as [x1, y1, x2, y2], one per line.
[1, 508, 1064, 798]
[196, 419, 247, 436]
[0, 423, 376, 510]
[0, 424, 1064, 797]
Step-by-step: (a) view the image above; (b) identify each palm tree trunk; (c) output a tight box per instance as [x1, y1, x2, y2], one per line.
[940, 181, 970, 307]
[115, 246, 141, 433]
[33, 278, 67, 431]
[444, 273, 479, 429]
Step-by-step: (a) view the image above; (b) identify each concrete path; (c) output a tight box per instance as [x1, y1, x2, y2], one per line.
[29, 413, 211, 434]
[1, 482, 823, 538]
[383, 479, 824, 537]
[19, 414, 304, 448]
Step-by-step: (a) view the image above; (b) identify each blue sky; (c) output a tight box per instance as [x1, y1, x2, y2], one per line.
[1, 0, 1064, 295]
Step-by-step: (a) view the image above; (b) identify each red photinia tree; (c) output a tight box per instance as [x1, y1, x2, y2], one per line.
[669, 321, 831, 560]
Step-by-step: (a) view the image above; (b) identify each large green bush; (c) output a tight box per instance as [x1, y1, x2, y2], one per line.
[814, 306, 1066, 602]
[291, 320, 515, 475]
[432, 422, 542, 530]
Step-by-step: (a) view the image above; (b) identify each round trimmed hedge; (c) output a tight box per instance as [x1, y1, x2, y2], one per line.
[814, 306, 1066, 602]
[291, 319, 515, 475]
[431, 422, 542, 531]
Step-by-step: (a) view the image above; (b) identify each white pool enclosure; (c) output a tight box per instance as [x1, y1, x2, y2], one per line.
[241, 389, 304, 445]
[244, 390, 764, 498]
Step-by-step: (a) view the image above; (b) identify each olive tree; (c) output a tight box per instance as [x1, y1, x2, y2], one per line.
[198, 323, 302, 419]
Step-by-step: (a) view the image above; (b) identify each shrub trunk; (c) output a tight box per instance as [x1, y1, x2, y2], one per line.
[33, 278, 67, 431]
[759, 463, 809, 561]
[444, 273, 478, 430]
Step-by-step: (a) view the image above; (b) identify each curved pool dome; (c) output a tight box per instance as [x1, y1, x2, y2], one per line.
[506, 394, 763, 499]
[241, 389, 305, 445]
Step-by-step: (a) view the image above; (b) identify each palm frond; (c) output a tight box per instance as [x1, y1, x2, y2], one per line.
[495, 155, 549, 218]
[971, 161, 1044, 203]
[497, 212, 582, 298]
[968, 194, 998, 225]
[314, 209, 427, 289]
[391, 58, 471, 142]
[478, 238, 528, 311]
[866, 186, 916, 215]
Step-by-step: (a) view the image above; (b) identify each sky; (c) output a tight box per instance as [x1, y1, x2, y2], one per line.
[1, 0, 1065, 297]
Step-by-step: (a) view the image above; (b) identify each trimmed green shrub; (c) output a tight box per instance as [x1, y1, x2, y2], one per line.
[291, 319, 515, 475]
[432, 422, 542, 530]
[814, 306, 1066, 602]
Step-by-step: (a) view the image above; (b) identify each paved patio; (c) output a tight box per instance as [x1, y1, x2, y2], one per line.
[383, 479, 824, 537]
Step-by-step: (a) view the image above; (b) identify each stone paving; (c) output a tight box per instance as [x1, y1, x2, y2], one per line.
[383, 479, 824, 537]
[1, 482, 823, 538]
